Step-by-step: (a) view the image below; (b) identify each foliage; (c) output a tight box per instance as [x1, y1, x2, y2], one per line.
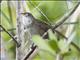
[1, 1, 80, 60]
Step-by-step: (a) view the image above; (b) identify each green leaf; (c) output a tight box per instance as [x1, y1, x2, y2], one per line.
[58, 40, 69, 54]
[38, 50, 55, 60]
[32, 35, 56, 55]
[48, 40, 59, 52]
[47, 29, 59, 52]
[33, 54, 41, 60]
[62, 51, 72, 57]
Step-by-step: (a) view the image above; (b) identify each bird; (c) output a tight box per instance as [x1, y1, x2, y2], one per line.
[21, 12, 51, 38]
[21, 12, 67, 39]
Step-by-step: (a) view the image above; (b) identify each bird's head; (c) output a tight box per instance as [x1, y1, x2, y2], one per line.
[21, 12, 35, 28]
[21, 12, 34, 19]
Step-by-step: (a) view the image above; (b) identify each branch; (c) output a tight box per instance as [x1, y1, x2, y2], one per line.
[54, 2, 80, 52]
[52, 2, 80, 30]
[0, 22, 79, 32]
[63, 22, 79, 25]
[56, 54, 63, 60]
[65, 1, 80, 51]
[0, 25, 20, 47]
[54, 30, 80, 52]
[71, 42, 80, 51]
[23, 45, 37, 60]
[0, 28, 16, 32]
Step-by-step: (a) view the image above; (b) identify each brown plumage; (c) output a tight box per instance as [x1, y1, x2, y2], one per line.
[21, 12, 50, 38]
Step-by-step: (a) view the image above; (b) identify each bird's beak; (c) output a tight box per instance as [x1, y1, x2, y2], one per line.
[21, 12, 26, 15]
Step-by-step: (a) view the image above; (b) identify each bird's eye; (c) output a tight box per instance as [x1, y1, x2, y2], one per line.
[26, 13, 29, 17]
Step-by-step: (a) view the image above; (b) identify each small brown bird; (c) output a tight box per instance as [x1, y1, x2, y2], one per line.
[21, 12, 66, 39]
[21, 12, 50, 38]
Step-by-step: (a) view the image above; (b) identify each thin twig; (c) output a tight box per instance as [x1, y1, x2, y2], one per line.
[52, 2, 80, 30]
[56, 54, 63, 60]
[0, 25, 21, 47]
[0, 28, 16, 32]
[63, 22, 79, 25]
[69, 36, 80, 52]
[71, 42, 80, 51]
[54, 30, 80, 52]
[0, 21, 79, 32]
[23, 45, 37, 60]
[54, 30, 68, 39]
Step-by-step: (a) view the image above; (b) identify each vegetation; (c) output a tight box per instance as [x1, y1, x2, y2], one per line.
[0, 1, 80, 60]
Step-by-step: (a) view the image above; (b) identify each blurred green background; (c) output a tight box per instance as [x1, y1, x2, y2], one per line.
[1, 1, 80, 60]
